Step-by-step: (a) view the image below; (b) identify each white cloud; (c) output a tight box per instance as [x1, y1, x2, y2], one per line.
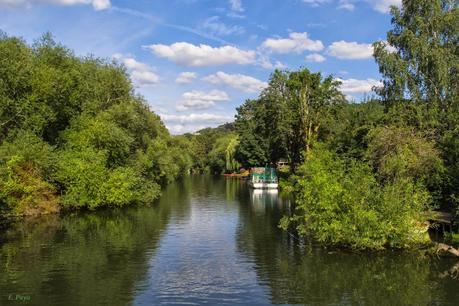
[0, 0, 110, 10]
[176, 90, 230, 111]
[229, 0, 243, 12]
[367, 0, 401, 13]
[327, 41, 373, 60]
[200, 16, 245, 36]
[130, 70, 160, 86]
[261, 32, 324, 54]
[337, 78, 382, 94]
[203, 71, 268, 93]
[113, 53, 159, 86]
[257, 55, 287, 70]
[338, 0, 355, 10]
[161, 113, 233, 124]
[176, 72, 197, 84]
[301, 0, 401, 13]
[91, 0, 109, 10]
[302, 0, 331, 7]
[160, 113, 233, 134]
[227, 11, 245, 19]
[305, 53, 326, 62]
[381, 40, 397, 53]
[145, 42, 256, 67]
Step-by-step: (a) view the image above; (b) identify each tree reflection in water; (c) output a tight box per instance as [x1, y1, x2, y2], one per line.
[0, 178, 192, 306]
[235, 181, 459, 306]
[1, 176, 458, 306]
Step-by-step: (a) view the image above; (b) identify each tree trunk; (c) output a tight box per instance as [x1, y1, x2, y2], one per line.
[436, 243, 459, 257]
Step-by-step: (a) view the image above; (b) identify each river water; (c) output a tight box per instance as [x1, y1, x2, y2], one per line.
[1, 175, 459, 305]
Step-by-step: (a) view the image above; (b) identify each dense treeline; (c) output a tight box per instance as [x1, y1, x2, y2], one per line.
[185, 123, 241, 174]
[0, 32, 192, 217]
[0, 0, 457, 251]
[237, 0, 459, 249]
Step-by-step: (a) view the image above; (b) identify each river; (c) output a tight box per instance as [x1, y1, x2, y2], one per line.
[1, 175, 458, 305]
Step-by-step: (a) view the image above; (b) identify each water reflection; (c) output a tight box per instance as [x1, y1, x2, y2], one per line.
[0, 186, 182, 306]
[133, 176, 270, 305]
[236, 182, 459, 306]
[0, 176, 458, 306]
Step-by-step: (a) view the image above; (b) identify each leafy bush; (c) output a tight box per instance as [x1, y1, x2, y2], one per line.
[55, 148, 160, 209]
[366, 126, 444, 186]
[0, 132, 59, 216]
[54, 148, 108, 209]
[281, 146, 431, 250]
[101, 167, 160, 207]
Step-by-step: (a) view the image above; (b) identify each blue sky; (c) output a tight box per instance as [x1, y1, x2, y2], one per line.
[0, 0, 400, 133]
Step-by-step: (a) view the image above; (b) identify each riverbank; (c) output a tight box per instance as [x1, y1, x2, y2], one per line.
[0, 33, 193, 218]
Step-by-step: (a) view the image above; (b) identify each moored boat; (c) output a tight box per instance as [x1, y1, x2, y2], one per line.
[248, 167, 278, 189]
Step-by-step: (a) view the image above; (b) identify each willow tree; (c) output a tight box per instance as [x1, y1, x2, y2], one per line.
[225, 136, 240, 172]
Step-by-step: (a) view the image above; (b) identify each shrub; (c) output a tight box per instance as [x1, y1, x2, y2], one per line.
[54, 148, 161, 209]
[0, 131, 59, 216]
[366, 126, 444, 187]
[101, 167, 160, 206]
[54, 148, 108, 209]
[281, 146, 431, 250]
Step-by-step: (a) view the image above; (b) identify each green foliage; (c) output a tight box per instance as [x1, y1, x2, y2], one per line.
[235, 68, 345, 168]
[207, 133, 241, 174]
[187, 123, 240, 174]
[102, 167, 160, 207]
[372, 0, 458, 210]
[61, 113, 134, 167]
[323, 100, 387, 159]
[225, 135, 240, 172]
[373, 0, 458, 114]
[438, 128, 459, 211]
[0, 130, 56, 176]
[55, 148, 161, 209]
[277, 1, 459, 250]
[0, 157, 60, 217]
[54, 148, 108, 209]
[366, 126, 445, 187]
[0, 32, 191, 215]
[234, 99, 270, 167]
[281, 146, 432, 249]
[0, 131, 58, 215]
[0, 131, 59, 216]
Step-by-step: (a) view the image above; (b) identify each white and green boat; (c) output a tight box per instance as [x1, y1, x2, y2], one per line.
[248, 167, 278, 189]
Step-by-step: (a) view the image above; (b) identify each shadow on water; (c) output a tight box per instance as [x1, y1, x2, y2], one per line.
[0, 178, 192, 306]
[234, 179, 459, 306]
[1, 175, 459, 305]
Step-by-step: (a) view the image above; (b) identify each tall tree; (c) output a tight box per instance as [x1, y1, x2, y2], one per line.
[285, 70, 344, 159]
[373, 0, 458, 130]
[235, 68, 344, 168]
[373, 0, 459, 210]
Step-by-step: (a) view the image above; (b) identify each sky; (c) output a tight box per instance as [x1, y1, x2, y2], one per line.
[0, 0, 401, 134]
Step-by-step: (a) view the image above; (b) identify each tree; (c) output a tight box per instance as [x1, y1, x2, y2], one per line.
[235, 99, 270, 167]
[280, 145, 432, 250]
[366, 126, 444, 187]
[373, 0, 459, 211]
[0, 32, 192, 216]
[285, 69, 345, 158]
[373, 0, 458, 131]
[235, 68, 345, 168]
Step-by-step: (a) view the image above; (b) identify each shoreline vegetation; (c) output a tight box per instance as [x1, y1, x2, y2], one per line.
[1, 1, 458, 253]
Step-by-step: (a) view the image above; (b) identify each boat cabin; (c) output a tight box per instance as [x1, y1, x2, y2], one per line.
[249, 167, 278, 189]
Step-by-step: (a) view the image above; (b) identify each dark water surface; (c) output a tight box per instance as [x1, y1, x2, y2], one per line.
[1, 175, 459, 305]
